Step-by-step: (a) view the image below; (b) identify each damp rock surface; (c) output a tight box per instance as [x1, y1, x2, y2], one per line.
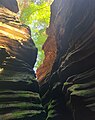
[37, 0, 95, 120]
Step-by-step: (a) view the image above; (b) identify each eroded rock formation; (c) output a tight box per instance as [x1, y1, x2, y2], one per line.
[0, 0, 46, 119]
[0, 0, 95, 120]
[37, 0, 95, 120]
[36, 23, 57, 82]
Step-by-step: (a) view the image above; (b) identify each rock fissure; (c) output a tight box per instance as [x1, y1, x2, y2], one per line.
[0, 0, 95, 120]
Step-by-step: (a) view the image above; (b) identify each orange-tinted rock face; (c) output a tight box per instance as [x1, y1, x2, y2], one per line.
[36, 25, 57, 82]
[36, 0, 63, 82]
[0, 6, 37, 71]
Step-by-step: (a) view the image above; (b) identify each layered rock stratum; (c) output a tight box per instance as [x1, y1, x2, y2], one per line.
[0, 0, 95, 120]
[37, 0, 95, 120]
[0, 0, 46, 119]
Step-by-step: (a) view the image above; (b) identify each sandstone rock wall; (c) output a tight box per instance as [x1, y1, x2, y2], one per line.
[0, 1, 46, 119]
[37, 0, 95, 120]
[0, 0, 95, 120]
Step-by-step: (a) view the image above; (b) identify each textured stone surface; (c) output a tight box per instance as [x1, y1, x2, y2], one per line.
[0, 0, 19, 13]
[0, 0, 95, 119]
[0, 71, 46, 120]
[0, 6, 37, 72]
[36, 11, 57, 82]
[38, 0, 95, 120]
[0, 1, 46, 119]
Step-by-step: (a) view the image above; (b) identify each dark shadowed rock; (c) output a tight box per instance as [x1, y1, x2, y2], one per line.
[0, 0, 19, 13]
[0, 4, 46, 120]
[37, 0, 95, 119]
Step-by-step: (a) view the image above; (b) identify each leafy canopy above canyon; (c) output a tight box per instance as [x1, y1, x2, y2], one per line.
[17, 0, 53, 69]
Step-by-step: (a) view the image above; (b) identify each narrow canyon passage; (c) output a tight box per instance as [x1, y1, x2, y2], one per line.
[0, 0, 95, 120]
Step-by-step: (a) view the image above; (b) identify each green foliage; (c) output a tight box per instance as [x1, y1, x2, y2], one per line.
[20, 1, 52, 69]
